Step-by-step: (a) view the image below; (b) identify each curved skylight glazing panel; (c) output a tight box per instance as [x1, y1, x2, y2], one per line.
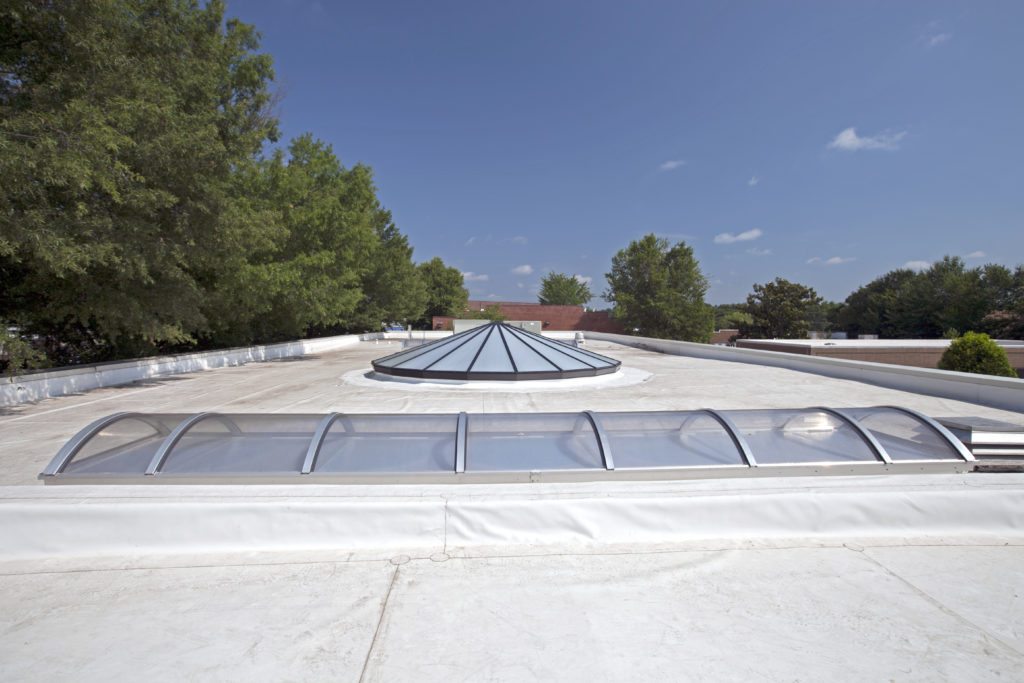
[598, 411, 747, 468]
[59, 413, 187, 476]
[725, 409, 882, 464]
[843, 407, 962, 461]
[41, 406, 974, 484]
[158, 414, 322, 474]
[313, 414, 457, 473]
[466, 413, 605, 471]
[371, 322, 620, 380]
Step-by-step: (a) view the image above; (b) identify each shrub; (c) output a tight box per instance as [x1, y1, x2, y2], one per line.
[938, 332, 1018, 377]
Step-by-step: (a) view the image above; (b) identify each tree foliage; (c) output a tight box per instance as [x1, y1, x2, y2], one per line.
[0, 0, 441, 369]
[464, 304, 505, 322]
[1, 0, 278, 362]
[416, 257, 468, 328]
[604, 234, 713, 342]
[834, 258, 1023, 340]
[743, 278, 823, 339]
[712, 304, 751, 330]
[938, 332, 1017, 377]
[538, 272, 591, 306]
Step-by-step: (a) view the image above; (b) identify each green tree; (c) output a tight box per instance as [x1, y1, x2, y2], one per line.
[713, 304, 751, 330]
[538, 272, 592, 306]
[833, 268, 917, 338]
[348, 218, 427, 332]
[1, 0, 277, 363]
[464, 304, 506, 322]
[203, 135, 379, 344]
[836, 257, 1014, 339]
[604, 234, 713, 342]
[938, 332, 1017, 377]
[743, 278, 823, 339]
[416, 257, 468, 328]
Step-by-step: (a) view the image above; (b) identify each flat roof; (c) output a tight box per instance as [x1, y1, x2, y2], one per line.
[2, 339, 1023, 680]
[3, 339, 1024, 486]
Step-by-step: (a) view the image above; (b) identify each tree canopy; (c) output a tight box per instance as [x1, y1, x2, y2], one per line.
[0, 0, 460, 370]
[833, 258, 1023, 339]
[538, 272, 591, 306]
[416, 257, 469, 328]
[743, 278, 824, 339]
[604, 234, 713, 342]
[1, 0, 280, 362]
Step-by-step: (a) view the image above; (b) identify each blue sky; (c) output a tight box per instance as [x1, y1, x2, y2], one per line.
[231, 1, 1023, 305]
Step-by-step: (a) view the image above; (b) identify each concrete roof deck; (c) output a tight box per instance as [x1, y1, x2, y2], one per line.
[2, 340, 1023, 680]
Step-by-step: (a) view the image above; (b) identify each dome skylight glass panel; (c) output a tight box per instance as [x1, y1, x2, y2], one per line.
[371, 322, 621, 381]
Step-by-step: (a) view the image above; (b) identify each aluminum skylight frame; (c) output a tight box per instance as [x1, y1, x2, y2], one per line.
[40, 406, 976, 485]
[371, 322, 622, 381]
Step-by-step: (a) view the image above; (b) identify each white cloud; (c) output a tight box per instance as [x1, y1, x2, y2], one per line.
[464, 236, 477, 247]
[748, 176, 759, 186]
[501, 235, 528, 245]
[828, 127, 906, 152]
[714, 228, 763, 244]
[659, 160, 686, 171]
[965, 250, 986, 259]
[746, 247, 772, 256]
[511, 264, 533, 275]
[486, 293, 499, 299]
[926, 32, 951, 47]
[516, 282, 525, 289]
[807, 256, 855, 266]
[903, 260, 932, 271]
[574, 274, 592, 286]
[461, 271, 489, 282]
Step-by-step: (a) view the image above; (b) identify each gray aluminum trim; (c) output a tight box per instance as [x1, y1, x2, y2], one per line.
[456, 412, 468, 473]
[815, 406, 893, 465]
[145, 413, 216, 475]
[583, 410, 615, 470]
[703, 409, 757, 467]
[302, 412, 342, 474]
[883, 405, 978, 462]
[40, 412, 134, 477]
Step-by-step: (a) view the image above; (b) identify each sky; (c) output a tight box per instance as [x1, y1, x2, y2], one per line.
[230, 0, 1023, 305]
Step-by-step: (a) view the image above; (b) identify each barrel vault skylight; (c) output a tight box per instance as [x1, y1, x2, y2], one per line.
[39, 406, 975, 485]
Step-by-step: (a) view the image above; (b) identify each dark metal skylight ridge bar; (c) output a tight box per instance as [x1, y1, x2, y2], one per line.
[501, 325, 562, 372]
[583, 410, 614, 470]
[143, 411, 246, 475]
[302, 412, 343, 474]
[455, 412, 468, 473]
[702, 409, 758, 467]
[464, 325, 496, 374]
[504, 325, 599, 369]
[40, 412, 136, 476]
[814, 407, 893, 465]
[510, 324, 618, 365]
[496, 325, 519, 373]
[881, 405, 977, 462]
[417, 324, 492, 372]
[372, 324, 478, 365]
